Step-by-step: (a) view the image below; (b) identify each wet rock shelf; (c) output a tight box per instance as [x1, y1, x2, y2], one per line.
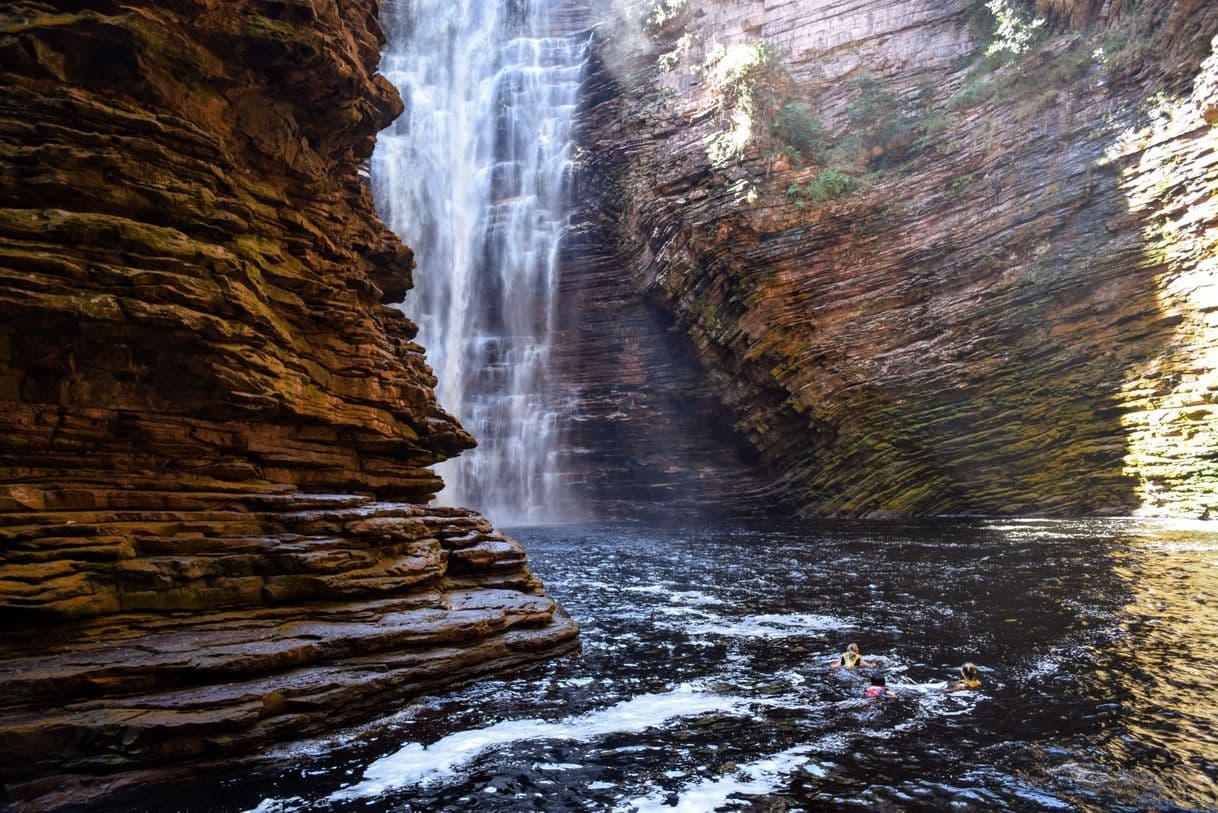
[0, 492, 577, 811]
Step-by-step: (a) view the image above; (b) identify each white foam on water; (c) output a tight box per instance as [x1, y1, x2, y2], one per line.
[329, 684, 757, 801]
[562, 676, 595, 687]
[581, 580, 618, 591]
[628, 585, 727, 606]
[600, 744, 660, 754]
[1140, 517, 1218, 532]
[244, 797, 305, 813]
[668, 590, 727, 606]
[1148, 541, 1218, 553]
[656, 605, 718, 617]
[1013, 788, 1075, 809]
[1023, 655, 1064, 680]
[890, 680, 953, 693]
[684, 612, 842, 639]
[984, 524, 1077, 540]
[909, 686, 981, 718]
[617, 746, 821, 812]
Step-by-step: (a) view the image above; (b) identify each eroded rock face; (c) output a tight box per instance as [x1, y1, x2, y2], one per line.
[0, 0, 474, 497]
[565, 0, 1218, 517]
[0, 493, 576, 809]
[0, 2, 576, 806]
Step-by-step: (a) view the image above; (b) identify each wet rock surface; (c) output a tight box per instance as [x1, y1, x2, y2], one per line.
[0, 491, 577, 811]
[564, 0, 1218, 517]
[0, 1, 576, 807]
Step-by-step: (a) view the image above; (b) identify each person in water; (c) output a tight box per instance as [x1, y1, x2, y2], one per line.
[831, 642, 874, 669]
[946, 662, 982, 691]
[865, 673, 895, 699]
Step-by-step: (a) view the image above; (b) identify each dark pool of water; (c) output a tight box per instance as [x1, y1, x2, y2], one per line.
[121, 518, 1218, 811]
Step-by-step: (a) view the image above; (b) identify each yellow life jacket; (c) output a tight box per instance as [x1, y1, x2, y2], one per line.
[842, 651, 860, 667]
[963, 677, 982, 689]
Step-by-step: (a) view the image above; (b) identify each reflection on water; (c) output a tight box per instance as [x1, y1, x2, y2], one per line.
[1094, 523, 1218, 805]
[122, 519, 1217, 811]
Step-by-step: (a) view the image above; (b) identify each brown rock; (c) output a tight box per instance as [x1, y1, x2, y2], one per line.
[560, 0, 1218, 518]
[0, 1, 577, 808]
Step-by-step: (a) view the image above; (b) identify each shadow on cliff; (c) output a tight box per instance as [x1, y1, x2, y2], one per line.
[553, 2, 1218, 518]
[786, 22, 1218, 517]
[886, 6, 1218, 518]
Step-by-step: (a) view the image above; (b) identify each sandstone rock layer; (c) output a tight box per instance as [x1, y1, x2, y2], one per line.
[0, 0, 473, 498]
[0, 1, 576, 807]
[0, 491, 577, 810]
[565, 0, 1218, 517]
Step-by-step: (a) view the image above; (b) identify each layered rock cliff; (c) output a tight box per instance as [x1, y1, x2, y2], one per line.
[0, 2, 576, 807]
[563, 0, 1218, 518]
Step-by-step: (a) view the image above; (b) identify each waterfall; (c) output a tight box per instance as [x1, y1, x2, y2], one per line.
[373, 0, 588, 524]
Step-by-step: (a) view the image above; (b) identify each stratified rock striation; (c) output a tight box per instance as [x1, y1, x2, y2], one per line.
[0, 1, 576, 807]
[0, 493, 575, 809]
[0, 0, 469, 497]
[566, 0, 1218, 517]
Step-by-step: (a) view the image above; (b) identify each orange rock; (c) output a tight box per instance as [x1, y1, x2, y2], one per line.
[0, 2, 577, 806]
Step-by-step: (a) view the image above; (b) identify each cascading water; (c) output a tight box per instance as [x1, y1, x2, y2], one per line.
[373, 0, 588, 524]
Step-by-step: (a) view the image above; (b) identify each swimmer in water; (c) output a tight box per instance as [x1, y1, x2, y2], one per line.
[830, 642, 874, 669]
[946, 662, 982, 691]
[865, 673, 895, 699]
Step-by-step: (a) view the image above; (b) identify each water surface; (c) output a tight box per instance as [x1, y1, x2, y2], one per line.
[138, 519, 1218, 811]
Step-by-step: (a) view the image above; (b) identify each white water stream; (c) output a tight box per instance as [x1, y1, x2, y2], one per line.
[373, 0, 588, 523]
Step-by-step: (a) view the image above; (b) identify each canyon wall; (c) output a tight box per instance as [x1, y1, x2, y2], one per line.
[563, 0, 1218, 517]
[0, 1, 576, 807]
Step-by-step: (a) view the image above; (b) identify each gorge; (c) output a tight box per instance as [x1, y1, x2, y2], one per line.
[1, 0, 1217, 810]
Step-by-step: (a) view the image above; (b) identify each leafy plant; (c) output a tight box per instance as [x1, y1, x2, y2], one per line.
[1097, 19, 1151, 75]
[845, 74, 902, 125]
[771, 101, 829, 162]
[983, 0, 1046, 59]
[949, 37, 1093, 114]
[787, 169, 862, 205]
[701, 41, 781, 168]
[842, 74, 923, 168]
